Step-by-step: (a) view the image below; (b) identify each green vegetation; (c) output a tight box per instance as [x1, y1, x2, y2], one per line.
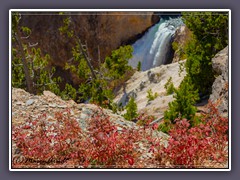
[164, 77, 199, 126]
[76, 45, 133, 107]
[104, 45, 133, 80]
[146, 89, 158, 102]
[172, 41, 187, 60]
[58, 17, 74, 38]
[58, 16, 134, 107]
[12, 12, 228, 130]
[137, 61, 142, 71]
[162, 12, 228, 132]
[64, 43, 91, 81]
[164, 77, 175, 95]
[158, 119, 173, 134]
[78, 78, 114, 108]
[12, 14, 134, 111]
[61, 83, 77, 101]
[123, 97, 138, 121]
[182, 12, 228, 95]
[12, 13, 61, 95]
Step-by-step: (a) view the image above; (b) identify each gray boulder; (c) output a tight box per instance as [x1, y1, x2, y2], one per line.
[209, 46, 229, 116]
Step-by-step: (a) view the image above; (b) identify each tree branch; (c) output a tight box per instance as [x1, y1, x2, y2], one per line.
[15, 30, 34, 94]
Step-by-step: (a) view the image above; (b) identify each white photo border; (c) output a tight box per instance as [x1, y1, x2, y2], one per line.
[9, 9, 231, 171]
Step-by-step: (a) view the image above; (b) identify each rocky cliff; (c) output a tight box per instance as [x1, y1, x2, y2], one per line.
[209, 46, 229, 117]
[19, 12, 159, 85]
[114, 60, 186, 120]
[171, 25, 191, 63]
[114, 45, 229, 120]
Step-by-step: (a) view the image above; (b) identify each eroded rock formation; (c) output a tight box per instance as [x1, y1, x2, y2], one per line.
[171, 25, 191, 63]
[19, 12, 159, 85]
[114, 60, 187, 119]
[209, 46, 229, 117]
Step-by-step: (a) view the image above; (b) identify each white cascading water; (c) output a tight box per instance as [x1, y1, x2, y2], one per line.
[128, 17, 184, 71]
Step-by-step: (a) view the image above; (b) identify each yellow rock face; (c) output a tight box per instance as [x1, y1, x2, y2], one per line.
[19, 12, 159, 85]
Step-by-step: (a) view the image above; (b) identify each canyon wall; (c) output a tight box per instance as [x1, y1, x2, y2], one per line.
[20, 12, 160, 85]
[19, 12, 159, 84]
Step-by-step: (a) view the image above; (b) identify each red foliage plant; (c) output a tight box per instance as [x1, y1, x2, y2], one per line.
[12, 109, 85, 167]
[136, 113, 155, 127]
[154, 102, 228, 168]
[12, 107, 144, 168]
[83, 108, 141, 168]
[12, 102, 228, 168]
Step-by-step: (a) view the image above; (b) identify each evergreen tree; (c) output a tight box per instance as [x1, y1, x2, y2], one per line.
[164, 77, 199, 125]
[162, 12, 228, 130]
[146, 89, 158, 102]
[12, 13, 61, 95]
[164, 77, 175, 95]
[182, 12, 228, 95]
[137, 61, 142, 71]
[61, 83, 77, 101]
[12, 13, 34, 93]
[104, 45, 133, 80]
[59, 16, 134, 107]
[123, 97, 138, 121]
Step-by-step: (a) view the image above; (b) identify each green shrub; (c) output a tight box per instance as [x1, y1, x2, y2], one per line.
[172, 41, 179, 51]
[164, 77, 199, 126]
[147, 89, 158, 102]
[78, 78, 113, 108]
[182, 12, 228, 95]
[164, 77, 175, 95]
[137, 61, 142, 71]
[123, 97, 138, 121]
[104, 45, 133, 80]
[163, 12, 228, 130]
[61, 83, 77, 101]
[172, 41, 187, 61]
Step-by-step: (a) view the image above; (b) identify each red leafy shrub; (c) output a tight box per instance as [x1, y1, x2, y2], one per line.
[12, 109, 85, 166]
[83, 108, 141, 168]
[12, 102, 227, 168]
[12, 107, 146, 168]
[154, 102, 228, 168]
[136, 113, 155, 127]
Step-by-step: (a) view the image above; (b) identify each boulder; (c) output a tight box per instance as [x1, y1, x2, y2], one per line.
[209, 46, 229, 116]
[172, 25, 192, 63]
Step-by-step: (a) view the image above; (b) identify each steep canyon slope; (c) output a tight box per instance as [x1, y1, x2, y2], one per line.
[19, 12, 159, 85]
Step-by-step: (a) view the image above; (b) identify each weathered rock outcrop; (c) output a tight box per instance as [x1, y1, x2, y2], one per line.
[11, 87, 169, 168]
[114, 60, 186, 119]
[19, 12, 159, 85]
[209, 46, 229, 116]
[171, 25, 191, 63]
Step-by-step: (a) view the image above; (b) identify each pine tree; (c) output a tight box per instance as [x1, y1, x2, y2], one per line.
[137, 61, 142, 71]
[104, 45, 133, 80]
[12, 13, 61, 95]
[59, 16, 134, 107]
[123, 97, 138, 121]
[182, 12, 228, 95]
[164, 77, 199, 125]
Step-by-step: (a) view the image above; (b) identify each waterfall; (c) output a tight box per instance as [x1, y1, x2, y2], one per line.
[128, 17, 184, 71]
